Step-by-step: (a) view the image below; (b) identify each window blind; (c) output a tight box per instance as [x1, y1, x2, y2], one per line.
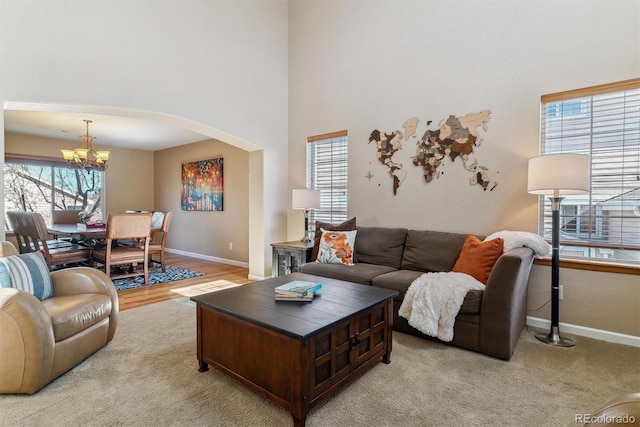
[539, 79, 640, 265]
[306, 130, 348, 224]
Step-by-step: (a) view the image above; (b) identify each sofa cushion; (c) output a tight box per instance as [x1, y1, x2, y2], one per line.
[299, 262, 396, 285]
[0, 252, 53, 300]
[373, 270, 483, 314]
[400, 230, 469, 272]
[452, 235, 504, 284]
[317, 229, 357, 265]
[371, 269, 424, 302]
[460, 290, 483, 314]
[354, 227, 407, 269]
[42, 293, 112, 342]
[311, 217, 357, 261]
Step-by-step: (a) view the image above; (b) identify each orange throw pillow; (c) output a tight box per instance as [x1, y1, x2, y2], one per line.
[452, 235, 504, 285]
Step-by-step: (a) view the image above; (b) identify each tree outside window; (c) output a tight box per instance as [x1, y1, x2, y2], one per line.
[4, 160, 104, 226]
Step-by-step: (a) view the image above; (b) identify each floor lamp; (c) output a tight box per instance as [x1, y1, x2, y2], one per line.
[292, 189, 321, 243]
[527, 153, 590, 347]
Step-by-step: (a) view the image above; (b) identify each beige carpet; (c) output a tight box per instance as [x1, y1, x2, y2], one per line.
[1, 297, 638, 427]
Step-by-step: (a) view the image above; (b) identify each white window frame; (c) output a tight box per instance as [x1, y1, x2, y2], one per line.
[539, 79, 640, 266]
[306, 130, 348, 225]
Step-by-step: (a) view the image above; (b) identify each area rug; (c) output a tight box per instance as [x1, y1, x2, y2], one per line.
[169, 279, 244, 296]
[112, 265, 204, 291]
[1, 298, 637, 427]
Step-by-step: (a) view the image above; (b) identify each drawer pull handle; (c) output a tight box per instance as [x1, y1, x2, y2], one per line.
[350, 335, 361, 350]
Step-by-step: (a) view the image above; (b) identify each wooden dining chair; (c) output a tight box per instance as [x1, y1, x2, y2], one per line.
[52, 209, 81, 224]
[92, 213, 152, 285]
[50, 209, 81, 246]
[14, 211, 92, 270]
[6, 211, 30, 254]
[148, 211, 173, 272]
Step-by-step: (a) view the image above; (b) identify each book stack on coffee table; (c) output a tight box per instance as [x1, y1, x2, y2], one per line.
[274, 280, 322, 302]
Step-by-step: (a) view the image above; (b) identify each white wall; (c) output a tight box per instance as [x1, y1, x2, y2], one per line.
[0, 0, 289, 278]
[288, 0, 640, 336]
[289, 0, 639, 235]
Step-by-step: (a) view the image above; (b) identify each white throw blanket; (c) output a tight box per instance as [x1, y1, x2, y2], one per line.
[483, 230, 550, 258]
[398, 272, 485, 342]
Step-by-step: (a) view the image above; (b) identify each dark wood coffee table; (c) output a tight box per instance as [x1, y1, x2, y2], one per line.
[191, 272, 398, 427]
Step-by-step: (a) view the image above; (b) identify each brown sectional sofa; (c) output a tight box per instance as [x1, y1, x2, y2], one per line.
[299, 226, 535, 360]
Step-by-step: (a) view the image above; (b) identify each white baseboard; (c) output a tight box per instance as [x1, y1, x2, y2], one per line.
[526, 316, 640, 348]
[248, 273, 266, 281]
[165, 248, 249, 269]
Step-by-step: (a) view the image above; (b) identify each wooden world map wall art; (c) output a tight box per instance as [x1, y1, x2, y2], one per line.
[368, 110, 497, 195]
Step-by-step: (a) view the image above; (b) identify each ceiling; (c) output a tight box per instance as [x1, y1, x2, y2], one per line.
[4, 110, 210, 151]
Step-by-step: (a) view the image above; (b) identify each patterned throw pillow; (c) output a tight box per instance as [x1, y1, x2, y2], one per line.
[316, 229, 357, 265]
[311, 217, 357, 261]
[0, 252, 53, 300]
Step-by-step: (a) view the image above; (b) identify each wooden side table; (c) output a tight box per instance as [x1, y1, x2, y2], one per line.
[271, 240, 314, 277]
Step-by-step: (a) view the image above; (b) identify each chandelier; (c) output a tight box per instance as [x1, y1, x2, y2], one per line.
[61, 119, 110, 171]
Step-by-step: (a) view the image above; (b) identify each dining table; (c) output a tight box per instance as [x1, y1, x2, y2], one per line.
[48, 223, 108, 241]
[48, 222, 161, 245]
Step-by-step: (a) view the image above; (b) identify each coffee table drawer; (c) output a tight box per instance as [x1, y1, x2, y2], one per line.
[310, 301, 389, 399]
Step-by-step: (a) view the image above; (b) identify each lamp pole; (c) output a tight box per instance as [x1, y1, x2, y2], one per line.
[302, 208, 311, 243]
[535, 192, 575, 347]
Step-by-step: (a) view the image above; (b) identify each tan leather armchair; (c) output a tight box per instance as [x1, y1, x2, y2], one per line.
[0, 241, 118, 394]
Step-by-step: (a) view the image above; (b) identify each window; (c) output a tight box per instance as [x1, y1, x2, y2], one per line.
[539, 79, 640, 265]
[306, 130, 348, 224]
[4, 155, 105, 227]
[545, 99, 584, 118]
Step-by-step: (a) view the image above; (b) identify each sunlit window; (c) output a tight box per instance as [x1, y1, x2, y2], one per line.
[4, 157, 104, 226]
[539, 79, 640, 265]
[306, 130, 348, 224]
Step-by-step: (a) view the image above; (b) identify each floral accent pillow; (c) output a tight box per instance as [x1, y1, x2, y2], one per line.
[316, 229, 357, 265]
[311, 217, 357, 261]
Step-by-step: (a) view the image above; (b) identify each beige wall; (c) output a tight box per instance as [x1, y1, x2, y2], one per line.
[154, 139, 249, 263]
[4, 132, 154, 215]
[5, 131, 250, 264]
[528, 265, 640, 337]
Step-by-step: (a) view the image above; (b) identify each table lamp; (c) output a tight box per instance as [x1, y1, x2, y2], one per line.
[292, 189, 321, 243]
[528, 153, 590, 346]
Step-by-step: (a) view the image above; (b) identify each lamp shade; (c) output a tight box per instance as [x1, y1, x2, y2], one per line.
[292, 189, 321, 210]
[527, 153, 590, 195]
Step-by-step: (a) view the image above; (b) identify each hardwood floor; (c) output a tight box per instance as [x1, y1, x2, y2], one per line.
[117, 252, 250, 311]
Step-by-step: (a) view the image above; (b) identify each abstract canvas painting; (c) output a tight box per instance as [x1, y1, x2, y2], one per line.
[181, 157, 223, 211]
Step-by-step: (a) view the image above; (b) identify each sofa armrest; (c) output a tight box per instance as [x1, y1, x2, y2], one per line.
[479, 247, 534, 360]
[0, 288, 56, 393]
[50, 267, 119, 342]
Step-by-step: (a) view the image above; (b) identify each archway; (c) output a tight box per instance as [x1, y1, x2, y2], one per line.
[1, 101, 266, 279]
